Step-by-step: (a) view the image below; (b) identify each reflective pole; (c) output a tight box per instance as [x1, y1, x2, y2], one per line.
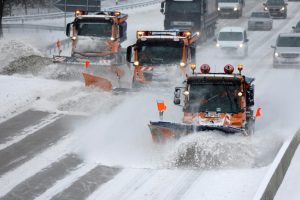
[64, 0, 67, 28]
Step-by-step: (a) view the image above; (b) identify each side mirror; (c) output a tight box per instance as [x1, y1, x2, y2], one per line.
[160, 2, 165, 13]
[66, 23, 71, 37]
[271, 45, 275, 48]
[263, 3, 266, 6]
[174, 88, 181, 105]
[126, 46, 133, 63]
[213, 37, 217, 42]
[245, 38, 249, 42]
[292, 26, 296, 29]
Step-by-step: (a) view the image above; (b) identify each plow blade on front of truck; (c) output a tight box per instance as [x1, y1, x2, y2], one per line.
[149, 121, 242, 143]
[53, 55, 133, 91]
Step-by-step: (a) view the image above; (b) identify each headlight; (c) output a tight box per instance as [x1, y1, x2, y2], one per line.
[216, 43, 220, 47]
[239, 43, 244, 48]
[281, 7, 285, 11]
[274, 52, 279, 57]
[71, 36, 77, 40]
[218, 7, 220, 11]
[134, 61, 139, 66]
[234, 7, 238, 11]
[264, 7, 268, 11]
[110, 37, 115, 41]
[183, 91, 189, 96]
[180, 62, 186, 67]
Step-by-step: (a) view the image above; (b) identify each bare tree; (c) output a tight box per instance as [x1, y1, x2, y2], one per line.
[0, 0, 5, 37]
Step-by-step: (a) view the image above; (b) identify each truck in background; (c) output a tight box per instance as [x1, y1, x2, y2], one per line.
[160, 0, 218, 41]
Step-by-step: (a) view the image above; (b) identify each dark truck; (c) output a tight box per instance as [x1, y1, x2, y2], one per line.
[263, 0, 288, 18]
[160, 0, 218, 40]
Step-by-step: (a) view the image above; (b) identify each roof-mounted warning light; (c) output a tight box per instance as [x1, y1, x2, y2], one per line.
[75, 10, 87, 17]
[224, 64, 234, 74]
[190, 64, 196, 74]
[200, 64, 210, 74]
[178, 31, 192, 39]
[113, 11, 121, 16]
[237, 64, 244, 75]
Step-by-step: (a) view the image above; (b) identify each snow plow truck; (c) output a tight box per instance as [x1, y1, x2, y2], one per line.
[126, 30, 200, 86]
[53, 10, 129, 91]
[149, 64, 261, 143]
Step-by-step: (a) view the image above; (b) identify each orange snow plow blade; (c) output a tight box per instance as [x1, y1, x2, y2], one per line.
[149, 121, 242, 143]
[82, 72, 112, 91]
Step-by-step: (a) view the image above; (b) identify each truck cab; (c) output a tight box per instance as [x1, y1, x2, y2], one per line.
[149, 64, 257, 143]
[218, 0, 244, 18]
[263, 0, 288, 18]
[66, 10, 128, 58]
[126, 31, 199, 85]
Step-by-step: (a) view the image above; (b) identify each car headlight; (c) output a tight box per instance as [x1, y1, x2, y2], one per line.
[216, 43, 220, 47]
[234, 7, 238, 11]
[274, 52, 279, 57]
[281, 7, 285, 11]
[239, 43, 244, 48]
[218, 7, 220, 11]
[264, 7, 268, 11]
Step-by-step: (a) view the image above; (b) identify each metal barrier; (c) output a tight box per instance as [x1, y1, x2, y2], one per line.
[253, 130, 300, 200]
[47, 38, 70, 55]
[2, 24, 64, 31]
[3, 0, 160, 22]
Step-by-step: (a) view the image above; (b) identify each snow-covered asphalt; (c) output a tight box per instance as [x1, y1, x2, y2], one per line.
[0, 0, 300, 199]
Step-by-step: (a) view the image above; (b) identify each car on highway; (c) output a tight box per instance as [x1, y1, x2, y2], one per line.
[272, 33, 300, 68]
[292, 21, 300, 33]
[217, 0, 245, 18]
[263, 0, 288, 18]
[248, 11, 273, 31]
[216, 27, 249, 57]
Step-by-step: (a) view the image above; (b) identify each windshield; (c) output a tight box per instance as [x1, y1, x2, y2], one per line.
[77, 22, 112, 37]
[166, 1, 201, 13]
[218, 31, 243, 41]
[251, 12, 270, 18]
[187, 82, 241, 113]
[218, 0, 239, 2]
[266, 0, 285, 5]
[137, 41, 183, 65]
[277, 36, 300, 47]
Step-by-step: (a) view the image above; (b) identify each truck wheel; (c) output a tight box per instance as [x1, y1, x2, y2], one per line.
[245, 118, 255, 135]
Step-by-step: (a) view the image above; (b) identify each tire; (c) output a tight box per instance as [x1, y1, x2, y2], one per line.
[245, 118, 255, 135]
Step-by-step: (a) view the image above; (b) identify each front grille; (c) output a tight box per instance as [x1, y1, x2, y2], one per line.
[255, 22, 264, 24]
[281, 53, 299, 58]
[221, 47, 237, 51]
[220, 8, 233, 12]
[269, 8, 280, 12]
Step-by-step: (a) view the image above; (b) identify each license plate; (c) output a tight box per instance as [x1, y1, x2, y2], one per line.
[172, 21, 193, 26]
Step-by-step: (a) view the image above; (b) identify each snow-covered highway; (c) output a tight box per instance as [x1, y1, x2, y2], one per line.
[0, 0, 300, 199]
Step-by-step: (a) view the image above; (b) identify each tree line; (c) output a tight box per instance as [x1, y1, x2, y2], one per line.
[0, 0, 56, 36]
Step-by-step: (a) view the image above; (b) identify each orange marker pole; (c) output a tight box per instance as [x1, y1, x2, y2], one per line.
[85, 60, 91, 70]
[56, 39, 61, 56]
[157, 100, 167, 121]
[255, 107, 262, 117]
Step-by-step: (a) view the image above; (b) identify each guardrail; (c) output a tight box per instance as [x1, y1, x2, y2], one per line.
[3, 0, 160, 22]
[2, 24, 64, 31]
[46, 38, 70, 55]
[253, 130, 300, 200]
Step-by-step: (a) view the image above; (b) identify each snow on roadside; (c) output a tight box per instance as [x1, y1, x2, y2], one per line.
[0, 39, 42, 70]
[0, 75, 81, 122]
